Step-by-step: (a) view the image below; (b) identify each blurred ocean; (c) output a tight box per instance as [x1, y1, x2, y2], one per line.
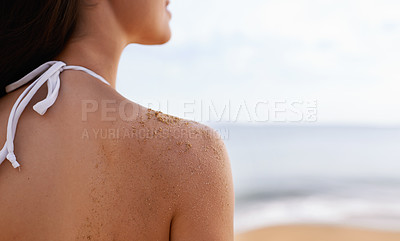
[207, 123, 400, 233]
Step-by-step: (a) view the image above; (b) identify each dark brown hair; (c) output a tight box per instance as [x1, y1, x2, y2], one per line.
[0, 0, 80, 97]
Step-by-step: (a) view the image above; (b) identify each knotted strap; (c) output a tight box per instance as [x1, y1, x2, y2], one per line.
[0, 61, 110, 169]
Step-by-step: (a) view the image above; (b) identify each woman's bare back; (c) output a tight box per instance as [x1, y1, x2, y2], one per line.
[0, 71, 234, 241]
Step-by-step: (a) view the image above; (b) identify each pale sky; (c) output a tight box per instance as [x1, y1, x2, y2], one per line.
[116, 0, 400, 125]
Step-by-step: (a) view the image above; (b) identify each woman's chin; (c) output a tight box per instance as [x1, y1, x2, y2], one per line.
[138, 29, 172, 45]
[158, 30, 172, 44]
[156, 21, 172, 44]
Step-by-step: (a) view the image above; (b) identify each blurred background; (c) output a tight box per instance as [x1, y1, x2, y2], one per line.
[116, 0, 400, 239]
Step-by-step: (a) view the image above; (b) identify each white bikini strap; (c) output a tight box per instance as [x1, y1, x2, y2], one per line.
[0, 61, 110, 169]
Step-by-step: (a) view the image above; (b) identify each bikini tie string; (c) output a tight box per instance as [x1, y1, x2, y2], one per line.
[0, 61, 110, 169]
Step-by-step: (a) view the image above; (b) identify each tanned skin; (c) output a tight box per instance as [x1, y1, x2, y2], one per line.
[0, 0, 234, 240]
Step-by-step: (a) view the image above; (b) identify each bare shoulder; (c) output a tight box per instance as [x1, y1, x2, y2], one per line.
[126, 107, 231, 177]
[59, 71, 235, 238]
[59, 72, 233, 194]
[113, 106, 232, 183]
[122, 109, 235, 240]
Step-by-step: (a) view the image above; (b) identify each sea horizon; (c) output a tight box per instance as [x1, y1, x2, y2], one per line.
[206, 122, 400, 233]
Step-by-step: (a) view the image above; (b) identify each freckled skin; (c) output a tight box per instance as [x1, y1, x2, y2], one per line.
[0, 70, 235, 240]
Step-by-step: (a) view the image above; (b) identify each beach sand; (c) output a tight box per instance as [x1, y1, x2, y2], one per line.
[235, 225, 400, 241]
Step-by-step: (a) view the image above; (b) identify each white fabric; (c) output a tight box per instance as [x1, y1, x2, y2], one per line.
[0, 60, 110, 169]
